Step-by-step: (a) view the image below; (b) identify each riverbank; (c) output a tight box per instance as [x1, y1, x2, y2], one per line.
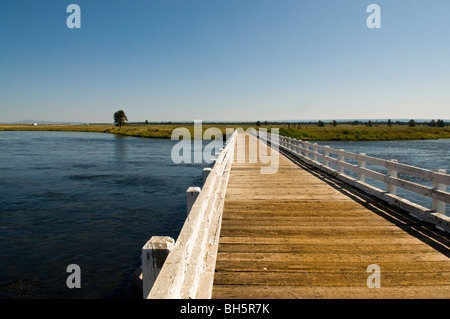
[1, 123, 449, 141]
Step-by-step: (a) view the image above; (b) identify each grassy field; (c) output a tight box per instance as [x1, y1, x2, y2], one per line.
[0, 123, 449, 141]
[276, 124, 450, 141]
[0, 123, 252, 139]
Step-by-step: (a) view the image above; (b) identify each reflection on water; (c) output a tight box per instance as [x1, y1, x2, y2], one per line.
[113, 135, 128, 162]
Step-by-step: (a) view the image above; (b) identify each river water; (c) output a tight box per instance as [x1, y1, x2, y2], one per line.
[0, 132, 448, 298]
[0, 131, 207, 298]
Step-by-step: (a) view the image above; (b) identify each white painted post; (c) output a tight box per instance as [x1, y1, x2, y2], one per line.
[186, 186, 201, 215]
[338, 149, 345, 173]
[358, 153, 367, 183]
[297, 140, 302, 155]
[387, 159, 398, 195]
[432, 169, 447, 215]
[203, 167, 212, 184]
[313, 143, 318, 161]
[141, 236, 175, 299]
[324, 146, 330, 167]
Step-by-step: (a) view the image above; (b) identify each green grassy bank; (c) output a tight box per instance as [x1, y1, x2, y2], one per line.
[1, 123, 449, 141]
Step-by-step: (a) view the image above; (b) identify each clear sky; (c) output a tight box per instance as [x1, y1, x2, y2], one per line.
[1, 0, 449, 123]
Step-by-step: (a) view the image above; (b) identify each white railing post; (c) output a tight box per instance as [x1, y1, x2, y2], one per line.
[338, 149, 345, 173]
[141, 236, 175, 299]
[387, 159, 398, 195]
[186, 186, 201, 215]
[324, 146, 330, 167]
[305, 142, 309, 158]
[433, 169, 447, 215]
[313, 143, 318, 161]
[297, 140, 302, 155]
[202, 167, 212, 184]
[293, 138, 298, 152]
[358, 153, 367, 182]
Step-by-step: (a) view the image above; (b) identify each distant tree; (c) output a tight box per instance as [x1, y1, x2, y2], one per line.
[332, 120, 337, 127]
[437, 119, 445, 127]
[408, 119, 416, 127]
[145, 120, 149, 125]
[387, 119, 392, 127]
[256, 120, 261, 127]
[113, 110, 128, 128]
[264, 121, 268, 125]
[351, 120, 359, 126]
[318, 120, 325, 127]
[366, 120, 373, 127]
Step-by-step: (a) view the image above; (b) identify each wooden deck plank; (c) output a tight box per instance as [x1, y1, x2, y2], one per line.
[213, 285, 450, 299]
[214, 260, 450, 273]
[213, 271, 450, 286]
[212, 133, 450, 299]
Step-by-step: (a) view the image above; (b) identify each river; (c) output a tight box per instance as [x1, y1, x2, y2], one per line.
[0, 131, 206, 298]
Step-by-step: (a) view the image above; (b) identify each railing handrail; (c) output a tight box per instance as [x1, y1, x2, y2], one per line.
[281, 136, 450, 185]
[257, 131, 450, 232]
[147, 130, 238, 299]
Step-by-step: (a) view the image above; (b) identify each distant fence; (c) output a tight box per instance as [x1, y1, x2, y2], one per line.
[257, 131, 450, 232]
[143, 130, 238, 299]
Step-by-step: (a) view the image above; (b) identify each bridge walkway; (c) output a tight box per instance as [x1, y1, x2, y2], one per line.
[212, 133, 450, 298]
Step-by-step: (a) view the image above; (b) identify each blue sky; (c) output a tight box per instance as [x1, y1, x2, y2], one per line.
[1, 0, 450, 123]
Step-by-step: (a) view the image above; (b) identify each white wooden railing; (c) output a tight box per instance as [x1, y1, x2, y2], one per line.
[145, 130, 237, 299]
[257, 131, 450, 232]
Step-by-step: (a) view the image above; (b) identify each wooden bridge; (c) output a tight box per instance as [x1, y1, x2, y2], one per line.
[142, 131, 450, 299]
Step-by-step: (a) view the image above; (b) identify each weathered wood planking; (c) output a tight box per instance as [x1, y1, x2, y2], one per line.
[212, 133, 450, 299]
